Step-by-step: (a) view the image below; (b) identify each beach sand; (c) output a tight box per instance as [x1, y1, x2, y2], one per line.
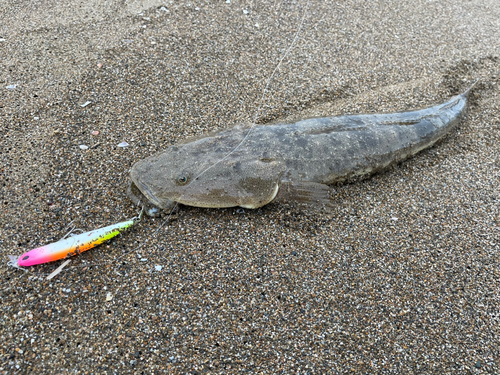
[1, 0, 499, 373]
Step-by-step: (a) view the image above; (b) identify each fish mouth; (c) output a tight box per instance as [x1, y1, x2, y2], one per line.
[127, 180, 175, 217]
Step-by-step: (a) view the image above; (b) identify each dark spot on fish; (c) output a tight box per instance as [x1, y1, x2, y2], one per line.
[381, 119, 422, 126]
[260, 158, 275, 163]
[413, 119, 435, 138]
[304, 122, 368, 135]
[346, 117, 365, 126]
[23, 256, 29, 260]
[233, 161, 243, 171]
[295, 137, 308, 148]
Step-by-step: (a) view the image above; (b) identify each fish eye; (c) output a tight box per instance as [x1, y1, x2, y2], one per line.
[176, 174, 189, 185]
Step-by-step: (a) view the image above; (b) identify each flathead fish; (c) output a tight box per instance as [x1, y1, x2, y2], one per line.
[128, 87, 473, 216]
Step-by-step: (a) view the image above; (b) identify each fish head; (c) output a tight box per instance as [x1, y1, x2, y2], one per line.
[129, 140, 285, 210]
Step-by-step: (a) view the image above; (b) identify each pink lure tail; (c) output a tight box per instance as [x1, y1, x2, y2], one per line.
[17, 219, 135, 267]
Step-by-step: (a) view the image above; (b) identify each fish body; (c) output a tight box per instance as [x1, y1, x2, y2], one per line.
[128, 89, 471, 214]
[17, 219, 135, 266]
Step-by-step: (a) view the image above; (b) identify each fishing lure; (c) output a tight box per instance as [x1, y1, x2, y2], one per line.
[17, 212, 142, 267]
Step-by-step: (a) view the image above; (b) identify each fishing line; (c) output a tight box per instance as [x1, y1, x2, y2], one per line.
[122, 0, 313, 266]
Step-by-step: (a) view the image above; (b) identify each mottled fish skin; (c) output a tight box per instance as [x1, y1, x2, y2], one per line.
[128, 88, 471, 214]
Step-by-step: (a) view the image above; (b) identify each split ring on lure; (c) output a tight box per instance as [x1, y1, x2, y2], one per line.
[17, 211, 142, 267]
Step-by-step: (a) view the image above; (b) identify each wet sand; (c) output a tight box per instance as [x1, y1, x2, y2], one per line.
[1, 0, 500, 373]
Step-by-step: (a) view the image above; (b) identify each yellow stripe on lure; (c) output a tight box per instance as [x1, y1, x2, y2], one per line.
[17, 215, 140, 267]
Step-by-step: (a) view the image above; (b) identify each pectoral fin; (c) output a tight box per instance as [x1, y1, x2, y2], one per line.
[274, 181, 333, 209]
[239, 179, 280, 209]
[237, 160, 285, 209]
